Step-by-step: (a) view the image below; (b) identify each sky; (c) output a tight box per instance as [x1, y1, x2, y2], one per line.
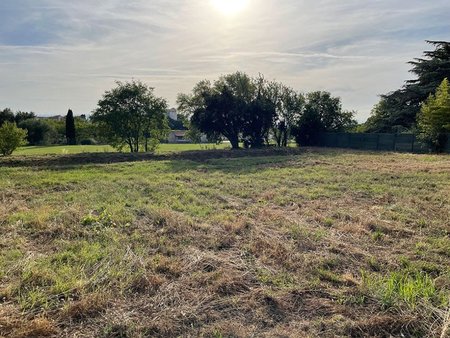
[0, 0, 449, 122]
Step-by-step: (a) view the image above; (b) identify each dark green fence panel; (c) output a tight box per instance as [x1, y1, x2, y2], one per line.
[317, 133, 450, 154]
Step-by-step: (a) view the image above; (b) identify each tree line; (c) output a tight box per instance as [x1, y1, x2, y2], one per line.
[177, 72, 357, 149]
[0, 77, 357, 155]
[1, 40, 449, 156]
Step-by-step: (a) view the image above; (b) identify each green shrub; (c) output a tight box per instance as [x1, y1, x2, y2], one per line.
[0, 121, 27, 156]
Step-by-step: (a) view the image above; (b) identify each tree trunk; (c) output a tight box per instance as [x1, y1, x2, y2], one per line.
[229, 136, 240, 149]
[273, 128, 282, 147]
[282, 131, 288, 147]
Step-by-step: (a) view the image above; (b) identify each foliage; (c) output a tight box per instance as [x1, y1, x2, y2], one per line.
[0, 121, 28, 156]
[168, 117, 186, 130]
[417, 78, 450, 152]
[91, 80, 169, 152]
[14, 111, 36, 124]
[292, 91, 357, 146]
[66, 109, 77, 145]
[366, 41, 450, 133]
[242, 77, 276, 148]
[1, 109, 36, 128]
[266, 82, 305, 147]
[75, 117, 99, 144]
[18, 118, 57, 145]
[0, 108, 15, 126]
[178, 72, 276, 149]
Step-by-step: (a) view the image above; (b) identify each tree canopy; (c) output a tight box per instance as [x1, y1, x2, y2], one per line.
[178, 72, 355, 148]
[417, 78, 450, 152]
[0, 108, 15, 127]
[91, 80, 169, 152]
[365, 41, 450, 133]
[266, 82, 304, 147]
[178, 72, 274, 149]
[292, 91, 357, 146]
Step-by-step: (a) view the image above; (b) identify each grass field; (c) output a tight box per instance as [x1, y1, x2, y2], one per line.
[13, 143, 229, 156]
[0, 148, 449, 337]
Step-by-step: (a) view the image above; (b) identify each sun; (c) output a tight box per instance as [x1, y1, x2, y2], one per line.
[210, 0, 250, 16]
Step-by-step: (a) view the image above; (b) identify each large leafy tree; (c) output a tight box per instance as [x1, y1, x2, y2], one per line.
[191, 83, 244, 149]
[91, 80, 169, 152]
[292, 91, 357, 146]
[417, 78, 450, 152]
[366, 41, 450, 132]
[177, 72, 274, 149]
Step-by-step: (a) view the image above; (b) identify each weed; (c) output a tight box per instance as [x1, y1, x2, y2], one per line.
[371, 230, 384, 242]
[361, 269, 445, 309]
[81, 209, 116, 227]
[322, 218, 334, 227]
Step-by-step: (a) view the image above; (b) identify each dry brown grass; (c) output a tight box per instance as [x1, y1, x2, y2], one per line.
[0, 148, 449, 337]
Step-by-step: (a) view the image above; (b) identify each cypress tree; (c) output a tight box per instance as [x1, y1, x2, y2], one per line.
[66, 109, 76, 145]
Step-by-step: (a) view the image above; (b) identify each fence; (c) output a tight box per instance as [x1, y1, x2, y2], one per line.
[317, 133, 450, 153]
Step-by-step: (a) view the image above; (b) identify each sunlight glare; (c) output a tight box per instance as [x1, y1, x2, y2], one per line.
[210, 0, 250, 16]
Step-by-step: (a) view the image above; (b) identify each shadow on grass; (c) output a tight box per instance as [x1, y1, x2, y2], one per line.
[0, 148, 317, 170]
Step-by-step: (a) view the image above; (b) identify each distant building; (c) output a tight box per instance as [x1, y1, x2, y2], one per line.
[167, 130, 208, 144]
[166, 108, 177, 121]
[47, 115, 65, 121]
[168, 130, 188, 143]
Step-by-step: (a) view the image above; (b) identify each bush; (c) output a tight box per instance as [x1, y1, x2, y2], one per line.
[0, 122, 28, 156]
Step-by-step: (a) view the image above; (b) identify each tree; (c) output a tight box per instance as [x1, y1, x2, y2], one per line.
[0, 108, 15, 126]
[292, 106, 324, 146]
[91, 80, 169, 152]
[18, 119, 56, 145]
[178, 72, 275, 149]
[0, 122, 27, 156]
[366, 41, 450, 132]
[14, 111, 36, 124]
[292, 91, 357, 146]
[242, 77, 276, 148]
[66, 109, 77, 145]
[75, 117, 98, 144]
[192, 84, 244, 149]
[417, 78, 450, 152]
[177, 80, 221, 145]
[266, 82, 305, 147]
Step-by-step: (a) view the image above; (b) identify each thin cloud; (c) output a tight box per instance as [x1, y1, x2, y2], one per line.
[0, 0, 449, 121]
